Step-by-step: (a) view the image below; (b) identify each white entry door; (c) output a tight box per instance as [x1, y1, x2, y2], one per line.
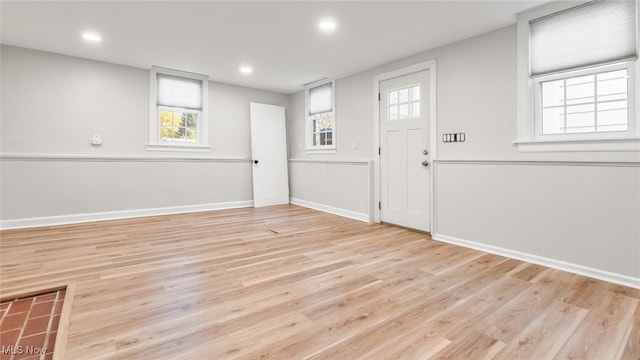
[249, 102, 289, 207]
[379, 70, 430, 231]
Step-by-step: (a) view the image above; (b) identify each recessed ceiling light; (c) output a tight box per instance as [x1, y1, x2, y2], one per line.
[239, 66, 253, 74]
[319, 20, 336, 32]
[82, 32, 102, 43]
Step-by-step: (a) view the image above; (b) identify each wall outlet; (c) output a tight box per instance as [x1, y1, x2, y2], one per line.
[352, 141, 357, 150]
[90, 134, 102, 145]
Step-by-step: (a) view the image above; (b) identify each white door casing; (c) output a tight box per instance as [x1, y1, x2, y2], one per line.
[379, 69, 431, 231]
[249, 102, 289, 207]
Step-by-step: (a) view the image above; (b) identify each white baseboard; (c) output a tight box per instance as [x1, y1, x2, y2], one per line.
[290, 198, 370, 223]
[0, 201, 254, 230]
[432, 233, 640, 290]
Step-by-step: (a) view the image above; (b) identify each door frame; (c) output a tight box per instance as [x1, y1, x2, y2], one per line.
[372, 60, 437, 230]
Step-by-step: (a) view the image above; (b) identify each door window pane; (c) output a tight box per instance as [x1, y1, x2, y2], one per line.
[388, 85, 421, 121]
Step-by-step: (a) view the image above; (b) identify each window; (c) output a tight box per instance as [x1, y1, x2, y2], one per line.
[516, 0, 639, 152]
[148, 66, 209, 151]
[537, 63, 630, 135]
[305, 80, 335, 153]
[388, 85, 420, 120]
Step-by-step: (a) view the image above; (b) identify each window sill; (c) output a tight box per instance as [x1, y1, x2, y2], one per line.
[514, 137, 640, 152]
[304, 148, 337, 155]
[146, 143, 211, 153]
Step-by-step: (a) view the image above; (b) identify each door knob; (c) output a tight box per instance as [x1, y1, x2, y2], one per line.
[421, 160, 429, 167]
[254, 160, 259, 164]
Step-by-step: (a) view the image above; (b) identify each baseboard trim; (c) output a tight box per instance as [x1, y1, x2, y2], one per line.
[0, 201, 254, 230]
[290, 198, 369, 223]
[432, 233, 640, 290]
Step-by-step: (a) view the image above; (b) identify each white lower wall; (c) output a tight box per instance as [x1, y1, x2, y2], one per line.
[433, 160, 640, 287]
[0, 156, 254, 228]
[288, 159, 373, 222]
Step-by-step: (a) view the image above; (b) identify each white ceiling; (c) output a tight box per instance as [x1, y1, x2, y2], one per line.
[1, 1, 547, 94]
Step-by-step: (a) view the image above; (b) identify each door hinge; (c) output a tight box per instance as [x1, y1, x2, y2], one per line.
[378, 147, 381, 155]
[378, 92, 380, 101]
[378, 201, 381, 210]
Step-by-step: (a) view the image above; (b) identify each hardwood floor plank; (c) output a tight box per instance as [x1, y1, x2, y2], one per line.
[1, 205, 638, 360]
[510, 263, 552, 283]
[295, 269, 516, 359]
[419, 245, 486, 275]
[435, 277, 531, 341]
[360, 330, 451, 360]
[315, 268, 483, 358]
[616, 301, 640, 360]
[555, 290, 639, 359]
[492, 300, 588, 360]
[479, 276, 575, 342]
[430, 330, 505, 360]
[239, 299, 401, 360]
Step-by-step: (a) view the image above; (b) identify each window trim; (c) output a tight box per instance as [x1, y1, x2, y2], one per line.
[148, 66, 210, 152]
[304, 79, 336, 154]
[516, 0, 640, 152]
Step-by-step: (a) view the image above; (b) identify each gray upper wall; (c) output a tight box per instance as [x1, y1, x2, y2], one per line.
[1, 45, 289, 157]
[287, 25, 640, 163]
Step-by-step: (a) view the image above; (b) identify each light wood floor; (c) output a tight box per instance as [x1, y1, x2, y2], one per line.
[1, 205, 638, 359]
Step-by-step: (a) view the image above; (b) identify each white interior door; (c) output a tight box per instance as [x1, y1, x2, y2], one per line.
[379, 70, 430, 231]
[249, 102, 289, 207]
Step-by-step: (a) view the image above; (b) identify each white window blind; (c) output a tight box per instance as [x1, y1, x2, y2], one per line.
[157, 74, 203, 110]
[308, 82, 332, 115]
[530, 0, 637, 76]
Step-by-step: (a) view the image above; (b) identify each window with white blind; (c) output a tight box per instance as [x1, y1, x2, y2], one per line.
[516, 0, 639, 152]
[305, 80, 336, 153]
[148, 66, 209, 151]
